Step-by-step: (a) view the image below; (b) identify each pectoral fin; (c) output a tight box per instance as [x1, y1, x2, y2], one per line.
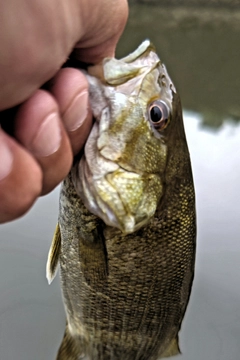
[46, 223, 61, 284]
[160, 336, 180, 358]
[79, 224, 108, 289]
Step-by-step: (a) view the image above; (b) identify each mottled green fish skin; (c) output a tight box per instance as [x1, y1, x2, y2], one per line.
[52, 42, 196, 360]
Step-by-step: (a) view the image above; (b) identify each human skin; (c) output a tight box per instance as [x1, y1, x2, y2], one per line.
[0, 0, 128, 223]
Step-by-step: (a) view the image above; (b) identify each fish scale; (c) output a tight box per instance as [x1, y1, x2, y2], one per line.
[55, 176, 194, 359]
[46, 41, 196, 360]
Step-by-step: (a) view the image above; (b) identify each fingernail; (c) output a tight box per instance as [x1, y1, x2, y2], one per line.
[64, 91, 89, 131]
[29, 112, 61, 157]
[0, 134, 13, 181]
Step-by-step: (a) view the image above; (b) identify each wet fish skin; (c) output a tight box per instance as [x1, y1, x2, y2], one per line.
[47, 41, 196, 360]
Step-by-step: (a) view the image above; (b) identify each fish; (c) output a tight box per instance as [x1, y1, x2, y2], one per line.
[46, 40, 196, 360]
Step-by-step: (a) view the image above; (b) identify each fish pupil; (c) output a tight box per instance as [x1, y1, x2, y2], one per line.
[150, 106, 162, 123]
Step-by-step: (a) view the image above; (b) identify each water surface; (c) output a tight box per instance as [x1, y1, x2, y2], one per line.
[0, 5, 240, 360]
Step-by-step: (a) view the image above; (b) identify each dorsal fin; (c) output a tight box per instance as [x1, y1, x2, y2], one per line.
[46, 223, 61, 284]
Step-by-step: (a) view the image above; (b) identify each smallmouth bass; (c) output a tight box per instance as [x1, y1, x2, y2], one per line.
[47, 40, 196, 360]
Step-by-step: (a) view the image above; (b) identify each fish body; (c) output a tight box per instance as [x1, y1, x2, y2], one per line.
[47, 41, 196, 360]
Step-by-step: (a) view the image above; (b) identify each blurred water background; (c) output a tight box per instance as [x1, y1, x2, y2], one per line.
[0, 3, 240, 359]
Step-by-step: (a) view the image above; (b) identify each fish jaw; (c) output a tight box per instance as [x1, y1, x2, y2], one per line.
[73, 153, 163, 234]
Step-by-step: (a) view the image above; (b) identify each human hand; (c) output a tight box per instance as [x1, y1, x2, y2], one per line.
[0, 0, 128, 223]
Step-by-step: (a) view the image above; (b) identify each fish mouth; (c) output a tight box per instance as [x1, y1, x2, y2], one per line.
[72, 155, 160, 234]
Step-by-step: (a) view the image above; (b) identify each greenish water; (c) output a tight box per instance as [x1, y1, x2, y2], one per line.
[117, 5, 240, 128]
[0, 5, 240, 360]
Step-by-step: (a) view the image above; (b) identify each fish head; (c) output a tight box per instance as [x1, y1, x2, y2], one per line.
[72, 40, 182, 234]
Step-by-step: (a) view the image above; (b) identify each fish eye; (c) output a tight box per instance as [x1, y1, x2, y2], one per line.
[148, 100, 170, 130]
